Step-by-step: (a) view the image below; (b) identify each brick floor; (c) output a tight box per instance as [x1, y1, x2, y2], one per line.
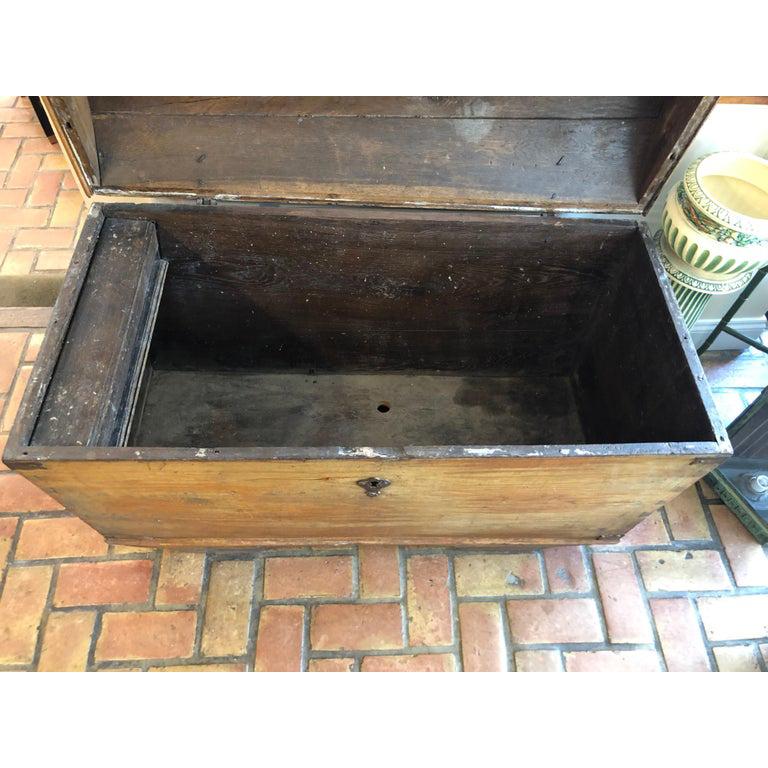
[1, 96, 767, 671]
[0, 97, 84, 276]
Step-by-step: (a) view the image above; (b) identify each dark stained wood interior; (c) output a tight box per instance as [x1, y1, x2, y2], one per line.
[41, 202, 715, 449]
[32, 218, 166, 447]
[84, 97, 712, 212]
[126, 205, 634, 376]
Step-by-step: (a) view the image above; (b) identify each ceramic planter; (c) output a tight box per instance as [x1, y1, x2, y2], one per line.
[660, 152, 768, 327]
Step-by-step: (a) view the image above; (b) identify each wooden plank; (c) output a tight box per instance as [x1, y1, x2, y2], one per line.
[718, 96, 768, 106]
[638, 97, 717, 212]
[129, 371, 585, 447]
[31, 218, 164, 446]
[92, 112, 658, 210]
[134, 203, 634, 375]
[5, 207, 105, 452]
[90, 96, 666, 119]
[574, 225, 727, 446]
[15, 453, 719, 547]
[42, 97, 100, 191]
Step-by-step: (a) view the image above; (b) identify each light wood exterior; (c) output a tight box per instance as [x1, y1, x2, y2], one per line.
[16, 453, 719, 547]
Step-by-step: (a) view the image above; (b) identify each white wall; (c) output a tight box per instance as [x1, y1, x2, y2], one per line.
[646, 103, 768, 348]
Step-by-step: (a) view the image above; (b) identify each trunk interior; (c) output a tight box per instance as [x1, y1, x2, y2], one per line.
[88, 204, 718, 450]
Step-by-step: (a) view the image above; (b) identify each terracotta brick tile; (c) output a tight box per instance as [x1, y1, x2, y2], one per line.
[0, 173, 5, 189]
[544, 546, 589, 593]
[1, 251, 35, 275]
[27, 172, 63, 207]
[41, 155, 70, 171]
[0, 475, 63, 514]
[711, 504, 768, 587]
[0, 107, 34, 123]
[201, 559, 254, 656]
[13, 227, 73, 249]
[1, 364, 32, 430]
[0, 565, 52, 664]
[254, 605, 304, 671]
[23, 333, 44, 363]
[636, 550, 731, 592]
[454, 553, 543, 597]
[96, 611, 197, 661]
[0, 97, 17, 108]
[593, 552, 653, 643]
[149, 663, 246, 672]
[0, 138, 20, 170]
[62, 174, 79, 191]
[564, 650, 661, 672]
[5, 155, 41, 189]
[34, 250, 71, 271]
[0, 207, 50, 229]
[0, 188, 27, 207]
[650, 598, 710, 671]
[698, 594, 768, 640]
[308, 658, 355, 672]
[50, 190, 84, 228]
[20, 137, 61, 155]
[713, 644, 761, 672]
[0, 516, 18, 579]
[38, 610, 96, 671]
[506, 598, 603, 644]
[0, 231, 12, 259]
[515, 650, 563, 672]
[407, 555, 452, 646]
[361, 653, 456, 672]
[263, 555, 352, 600]
[665, 486, 710, 540]
[1, 122, 46, 139]
[311, 603, 402, 651]
[155, 550, 204, 606]
[359, 545, 400, 598]
[0, 332, 27, 393]
[459, 602, 506, 671]
[619, 512, 670, 545]
[15, 516, 108, 559]
[54, 560, 153, 607]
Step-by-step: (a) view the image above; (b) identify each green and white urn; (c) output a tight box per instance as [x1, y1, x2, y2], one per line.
[659, 151, 768, 327]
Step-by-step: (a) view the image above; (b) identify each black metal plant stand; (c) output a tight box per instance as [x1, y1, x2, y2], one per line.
[697, 264, 768, 355]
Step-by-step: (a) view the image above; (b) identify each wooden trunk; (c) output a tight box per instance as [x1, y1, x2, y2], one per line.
[3, 97, 731, 547]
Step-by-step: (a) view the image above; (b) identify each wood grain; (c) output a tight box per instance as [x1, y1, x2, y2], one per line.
[32, 218, 163, 446]
[131, 203, 634, 375]
[92, 112, 656, 210]
[43, 97, 100, 190]
[16, 453, 719, 547]
[89, 96, 666, 119]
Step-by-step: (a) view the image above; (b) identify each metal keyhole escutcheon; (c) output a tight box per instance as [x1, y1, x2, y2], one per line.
[357, 477, 391, 497]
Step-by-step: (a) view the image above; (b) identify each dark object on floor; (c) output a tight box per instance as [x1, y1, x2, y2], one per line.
[27, 97, 55, 141]
[708, 387, 768, 543]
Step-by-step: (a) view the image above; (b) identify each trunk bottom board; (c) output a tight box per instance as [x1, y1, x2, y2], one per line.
[129, 370, 585, 447]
